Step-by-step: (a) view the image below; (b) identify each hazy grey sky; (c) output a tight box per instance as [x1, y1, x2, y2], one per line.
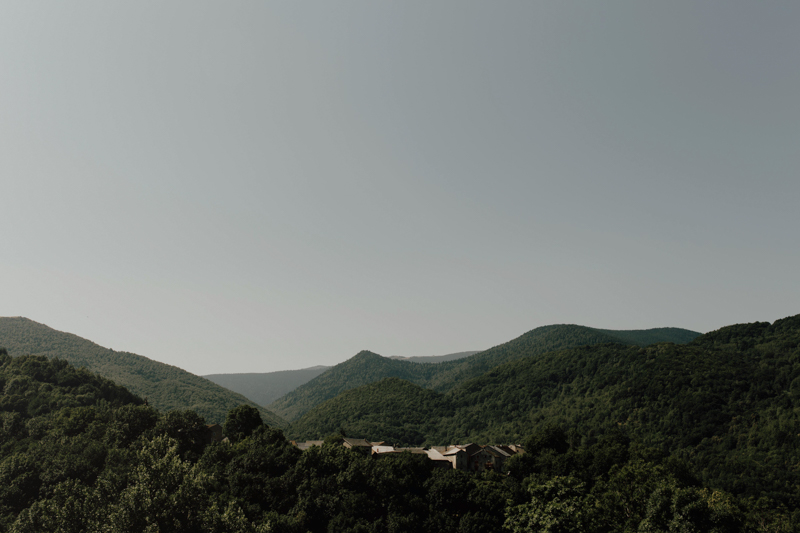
[2, 2, 798, 374]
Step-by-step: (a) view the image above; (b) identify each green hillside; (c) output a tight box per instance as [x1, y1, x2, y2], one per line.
[270, 324, 700, 420]
[2, 318, 798, 531]
[0, 317, 285, 426]
[290, 314, 800, 506]
[269, 351, 441, 420]
[203, 365, 330, 407]
[6, 347, 784, 532]
[595, 327, 700, 346]
[289, 377, 452, 445]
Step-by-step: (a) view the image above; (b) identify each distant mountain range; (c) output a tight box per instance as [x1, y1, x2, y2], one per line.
[204, 366, 331, 408]
[204, 351, 483, 409]
[0, 317, 285, 426]
[388, 350, 481, 363]
[268, 325, 700, 421]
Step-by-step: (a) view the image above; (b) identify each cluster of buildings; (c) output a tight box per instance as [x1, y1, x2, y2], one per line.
[292, 438, 525, 473]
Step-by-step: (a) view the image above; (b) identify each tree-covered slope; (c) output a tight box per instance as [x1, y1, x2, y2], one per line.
[595, 327, 700, 346]
[290, 314, 800, 506]
[269, 324, 699, 421]
[3, 318, 798, 532]
[203, 366, 330, 408]
[269, 351, 441, 421]
[289, 377, 452, 445]
[0, 350, 143, 427]
[418, 325, 633, 393]
[443, 315, 800, 502]
[0, 317, 285, 426]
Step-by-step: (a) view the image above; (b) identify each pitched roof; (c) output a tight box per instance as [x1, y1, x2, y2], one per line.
[425, 449, 450, 461]
[394, 447, 428, 454]
[486, 445, 512, 457]
[342, 437, 373, 447]
[372, 445, 396, 454]
[443, 448, 466, 456]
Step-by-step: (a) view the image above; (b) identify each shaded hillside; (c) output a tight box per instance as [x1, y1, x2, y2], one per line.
[269, 351, 440, 421]
[388, 350, 481, 364]
[289, 377, 451, 445]
[0, 350, 142, 425]
[5, 347, 780, 533]
[0, 317, 284, 426]
[421, 325, 629, 392]
[596, 327, 700, 346]
[204, 365, 330, 407]
[269, 324, 699, 420]
[293, 314, 800, 506]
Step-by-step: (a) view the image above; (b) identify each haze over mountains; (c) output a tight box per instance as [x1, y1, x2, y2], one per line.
[203, 351, 482, 408]
[203, 366, 331, 408]
[388, 351, 482, 363]
[0, 317, 284, 426]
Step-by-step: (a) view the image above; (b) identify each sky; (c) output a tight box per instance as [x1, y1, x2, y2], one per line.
[2, 2, 799, 375]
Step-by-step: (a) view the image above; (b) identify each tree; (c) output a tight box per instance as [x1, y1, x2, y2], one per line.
[105, 435, 209, 532]
[224, 405, 264, 443]
[505, 475, 597, 533]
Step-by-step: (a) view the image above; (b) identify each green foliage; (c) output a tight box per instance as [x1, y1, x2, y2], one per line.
[289, 377, 452, 445]
[157, 409, 209, 460]
[505, 475, 595, 533]
[3, 316, 800, 532]
[0, 317, 284, 426]
[224, 404, 264, 443]
[287, 314, 800, 515]
[271, 324, 699, 420]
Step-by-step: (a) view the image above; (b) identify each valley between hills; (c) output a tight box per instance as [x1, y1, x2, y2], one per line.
[2, 314, 800, 531]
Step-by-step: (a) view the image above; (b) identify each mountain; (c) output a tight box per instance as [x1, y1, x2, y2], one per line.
[0, 317, 285, 426]
[388, 350, 481, 363]
[2, 317, 796, 530]
[5, 343, 786, 532]
[203, 365, 330, 407]
[269, 351, 437, 421]
[269, 324, 700, 420]
[204, 352, 483, 412]
[289, 314, 800, 505]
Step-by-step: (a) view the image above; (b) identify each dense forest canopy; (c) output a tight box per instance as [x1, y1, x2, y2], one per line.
[2, 316, 798, 531]
[2, 328, 799, 532]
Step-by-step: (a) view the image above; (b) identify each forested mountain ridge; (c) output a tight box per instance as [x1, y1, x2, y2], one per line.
[2, 318, 799, 531]
[2, 348, 778, 532]
[595, 327, 700, 346]
[289, 314, 800, 509]
[269, 324, 700, 420]
[269, 350, 440, 421]
[0, 317, 285, 426]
